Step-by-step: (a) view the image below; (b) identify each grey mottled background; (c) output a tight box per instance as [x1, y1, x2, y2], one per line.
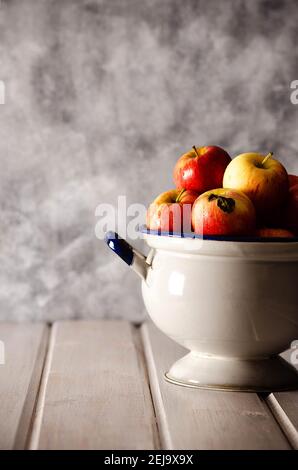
[0, 0, 297, 322]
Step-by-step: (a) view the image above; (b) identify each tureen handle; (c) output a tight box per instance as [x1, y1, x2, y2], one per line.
[104, 231, 150, 281]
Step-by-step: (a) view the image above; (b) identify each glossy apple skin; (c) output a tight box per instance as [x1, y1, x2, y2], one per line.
[147, 189, 199, 233]
[223, 153, 288, 225]
[192, 188, 256, 236]
[284, 184, 298, 235]
[257, 228, 295, 238]
[289, 174, 298, 188]
[173, 146, 231, 193]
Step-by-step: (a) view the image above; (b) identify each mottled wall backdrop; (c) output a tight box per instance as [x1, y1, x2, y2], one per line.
[0, 0, 297, 321]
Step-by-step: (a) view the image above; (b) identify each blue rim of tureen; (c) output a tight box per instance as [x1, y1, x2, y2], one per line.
[140, 225, 298, 242]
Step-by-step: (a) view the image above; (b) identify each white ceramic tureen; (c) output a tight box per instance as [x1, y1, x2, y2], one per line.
[105, 228, 298, 392]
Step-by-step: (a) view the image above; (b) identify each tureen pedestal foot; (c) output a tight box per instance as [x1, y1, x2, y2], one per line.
[165, 352, 298, 392]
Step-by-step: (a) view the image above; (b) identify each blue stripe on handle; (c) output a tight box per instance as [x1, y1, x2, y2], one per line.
[104, 231, 134, 266]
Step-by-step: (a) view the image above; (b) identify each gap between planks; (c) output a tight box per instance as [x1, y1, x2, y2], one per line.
[266, 393, 298, 449]
[28, 322, 58, 450]
[265, 350, 298, 449]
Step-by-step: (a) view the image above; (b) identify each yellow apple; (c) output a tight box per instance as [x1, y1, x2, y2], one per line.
[146, 189, 199, 233]
[223, 152, 288, 225]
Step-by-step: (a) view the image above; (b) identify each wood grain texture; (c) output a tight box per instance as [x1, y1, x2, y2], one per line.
[141, 323, 290, 450]
[29, 321, 158, 450]
[266, 349, 298, 449]
[0, 323, 48, 450]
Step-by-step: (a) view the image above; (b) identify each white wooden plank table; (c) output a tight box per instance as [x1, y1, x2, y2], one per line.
[0, 320, 297, 450]
[0, 324, 48, 450]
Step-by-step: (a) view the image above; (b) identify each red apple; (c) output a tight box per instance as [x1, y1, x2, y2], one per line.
[289, 174, 298, 188]
[147, 189, 198, 233]
[257, 228, 295, 238]
[192, 188, 256, 236]
[173, 145, 231, 193]
[284, 184, 298, 235]
[223, 152, 288, 225]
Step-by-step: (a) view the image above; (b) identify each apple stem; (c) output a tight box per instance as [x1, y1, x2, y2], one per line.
[176, 188, 186, 202]
[261, 152, 273, 166]
[192, 145, 200, 158]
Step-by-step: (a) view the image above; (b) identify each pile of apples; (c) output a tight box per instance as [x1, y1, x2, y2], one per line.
[146, 145, 298, 237]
